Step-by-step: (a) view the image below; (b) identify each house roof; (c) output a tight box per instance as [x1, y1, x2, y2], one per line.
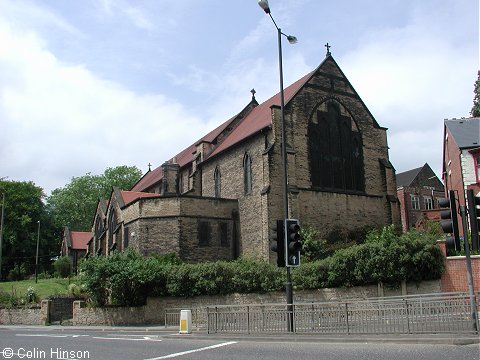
[396, 166, 423, 187]
[444, 117, 480, 149]
[70, 231, 91, 250]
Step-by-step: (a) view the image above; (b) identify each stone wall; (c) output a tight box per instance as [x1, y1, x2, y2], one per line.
[123, 196, 239, 262]
[0, 300, 50, 325]
[72, 301, 147, 326]
[69, 280, 441, 326]
[201, 135, 269, 260]
[1, 280, 443, 326]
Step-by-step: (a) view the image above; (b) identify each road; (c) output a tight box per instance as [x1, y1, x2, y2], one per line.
[0, 327, 478, 360]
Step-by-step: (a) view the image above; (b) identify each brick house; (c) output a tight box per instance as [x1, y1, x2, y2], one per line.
[396, 163, 444, 232]
[443, 117, 480, 236]
[90, 54, 401, 263]
[60, 227, 91, 273]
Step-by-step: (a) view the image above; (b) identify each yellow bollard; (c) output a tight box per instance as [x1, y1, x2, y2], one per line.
[179, 310, 192, 334]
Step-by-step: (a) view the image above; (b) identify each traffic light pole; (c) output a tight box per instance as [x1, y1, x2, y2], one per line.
[459, 205, 478, 332]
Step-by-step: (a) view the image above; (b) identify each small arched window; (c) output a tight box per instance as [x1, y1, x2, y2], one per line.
[244, 153, 253, 195]
[108, 210, 117, 252]
[214, 166, 221, 198]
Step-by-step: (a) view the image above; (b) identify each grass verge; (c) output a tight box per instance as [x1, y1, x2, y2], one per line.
[0, 278, 75, 301]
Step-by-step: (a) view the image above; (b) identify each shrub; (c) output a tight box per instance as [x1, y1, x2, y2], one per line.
[54, 256, 72, 278]
[299, 226, 327, 262]
[25, 287, 39, 304]
[79, 227, 445, 307]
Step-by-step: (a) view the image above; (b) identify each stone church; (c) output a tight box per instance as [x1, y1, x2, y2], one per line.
[87, 54, 401, 264]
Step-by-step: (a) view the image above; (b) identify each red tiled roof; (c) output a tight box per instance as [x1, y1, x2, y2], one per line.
[121, 190, 162, 206]
[70, 231, 91, 250]
[208, 71, 313, 159]
[130, 69, 315, 192]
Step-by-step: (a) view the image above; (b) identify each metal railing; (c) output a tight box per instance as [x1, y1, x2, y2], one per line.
[206, 292, 479, 334]
[164, 307, 205, 328]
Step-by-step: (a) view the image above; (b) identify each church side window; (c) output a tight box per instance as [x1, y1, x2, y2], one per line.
[244, 153, 252, 195]
[214, 166, 221, 198]
[108, 209, 117, 252]
[198, 221, 210, 246]
[219, 223, 229, 247]
[308, 101, 364, 192]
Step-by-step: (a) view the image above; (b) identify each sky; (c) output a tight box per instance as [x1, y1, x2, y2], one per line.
[0, 0, 478, 196]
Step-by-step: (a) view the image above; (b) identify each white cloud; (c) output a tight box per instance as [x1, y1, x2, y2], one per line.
[340, 1, 477, 175]
[0, 18, 205, 194]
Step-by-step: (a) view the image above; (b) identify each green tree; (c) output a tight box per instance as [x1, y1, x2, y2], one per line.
[0, 180, 60, 280]
[472, 70, 480, 117]
[46, 166, 142, 231]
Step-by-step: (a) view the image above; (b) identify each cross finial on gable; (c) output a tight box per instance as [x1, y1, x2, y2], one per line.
[148, 163, 152, 171]
[250, 88, 256, 101]
[325, 42, 331, 57]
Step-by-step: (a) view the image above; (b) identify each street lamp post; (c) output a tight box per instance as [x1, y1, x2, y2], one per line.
[258, 0, 297, 331]
[35, 220, 40, 283]
[0, 193, 5, 280]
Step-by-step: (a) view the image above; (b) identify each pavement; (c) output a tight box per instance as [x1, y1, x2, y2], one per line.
[2, 324, 479, 346]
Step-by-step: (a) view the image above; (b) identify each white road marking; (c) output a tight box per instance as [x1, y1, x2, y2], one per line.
[144, 341, 237, 360]
[93, 336, 163, 342]
[16, 333, 162, 342]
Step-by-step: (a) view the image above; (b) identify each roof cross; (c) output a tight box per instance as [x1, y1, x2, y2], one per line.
[325, 42, 331, 56]
[148, 163, 152, 171]
[250, 88, 256, 100]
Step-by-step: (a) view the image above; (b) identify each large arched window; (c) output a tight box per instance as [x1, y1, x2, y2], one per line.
[243, 153, 253, 195]
[214, 166, 221, 198]
[308, 101, 364, 192]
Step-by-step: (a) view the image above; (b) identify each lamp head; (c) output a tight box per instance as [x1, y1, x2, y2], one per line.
[258, 0, 271, 14]
[286, 35, 297, 44]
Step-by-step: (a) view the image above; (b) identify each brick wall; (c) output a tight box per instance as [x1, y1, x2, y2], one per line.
[437, 240, 480, 293]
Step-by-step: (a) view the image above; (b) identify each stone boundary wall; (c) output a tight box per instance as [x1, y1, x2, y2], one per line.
[70, 280, 441, 326]
[0, 300, 50, 325]
[72, 301, 147, 326]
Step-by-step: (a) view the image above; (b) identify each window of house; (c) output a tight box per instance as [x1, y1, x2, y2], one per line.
[411, 195, 420, 210]
[244, 153, 252, 195]
[214, 166, 221, 198]
[424, 196, 433, 210]
[198, 221, 210, 246]
[308, 101, 364, 192]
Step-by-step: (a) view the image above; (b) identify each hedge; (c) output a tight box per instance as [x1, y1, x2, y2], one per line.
[80, 227, 445, 306]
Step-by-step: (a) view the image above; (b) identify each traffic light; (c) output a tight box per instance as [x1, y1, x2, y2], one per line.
[466, 189, 480, 252]
[285, 219, 302, 267]
[270, 219, 285, 267]
[438, 190, 460, 252]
